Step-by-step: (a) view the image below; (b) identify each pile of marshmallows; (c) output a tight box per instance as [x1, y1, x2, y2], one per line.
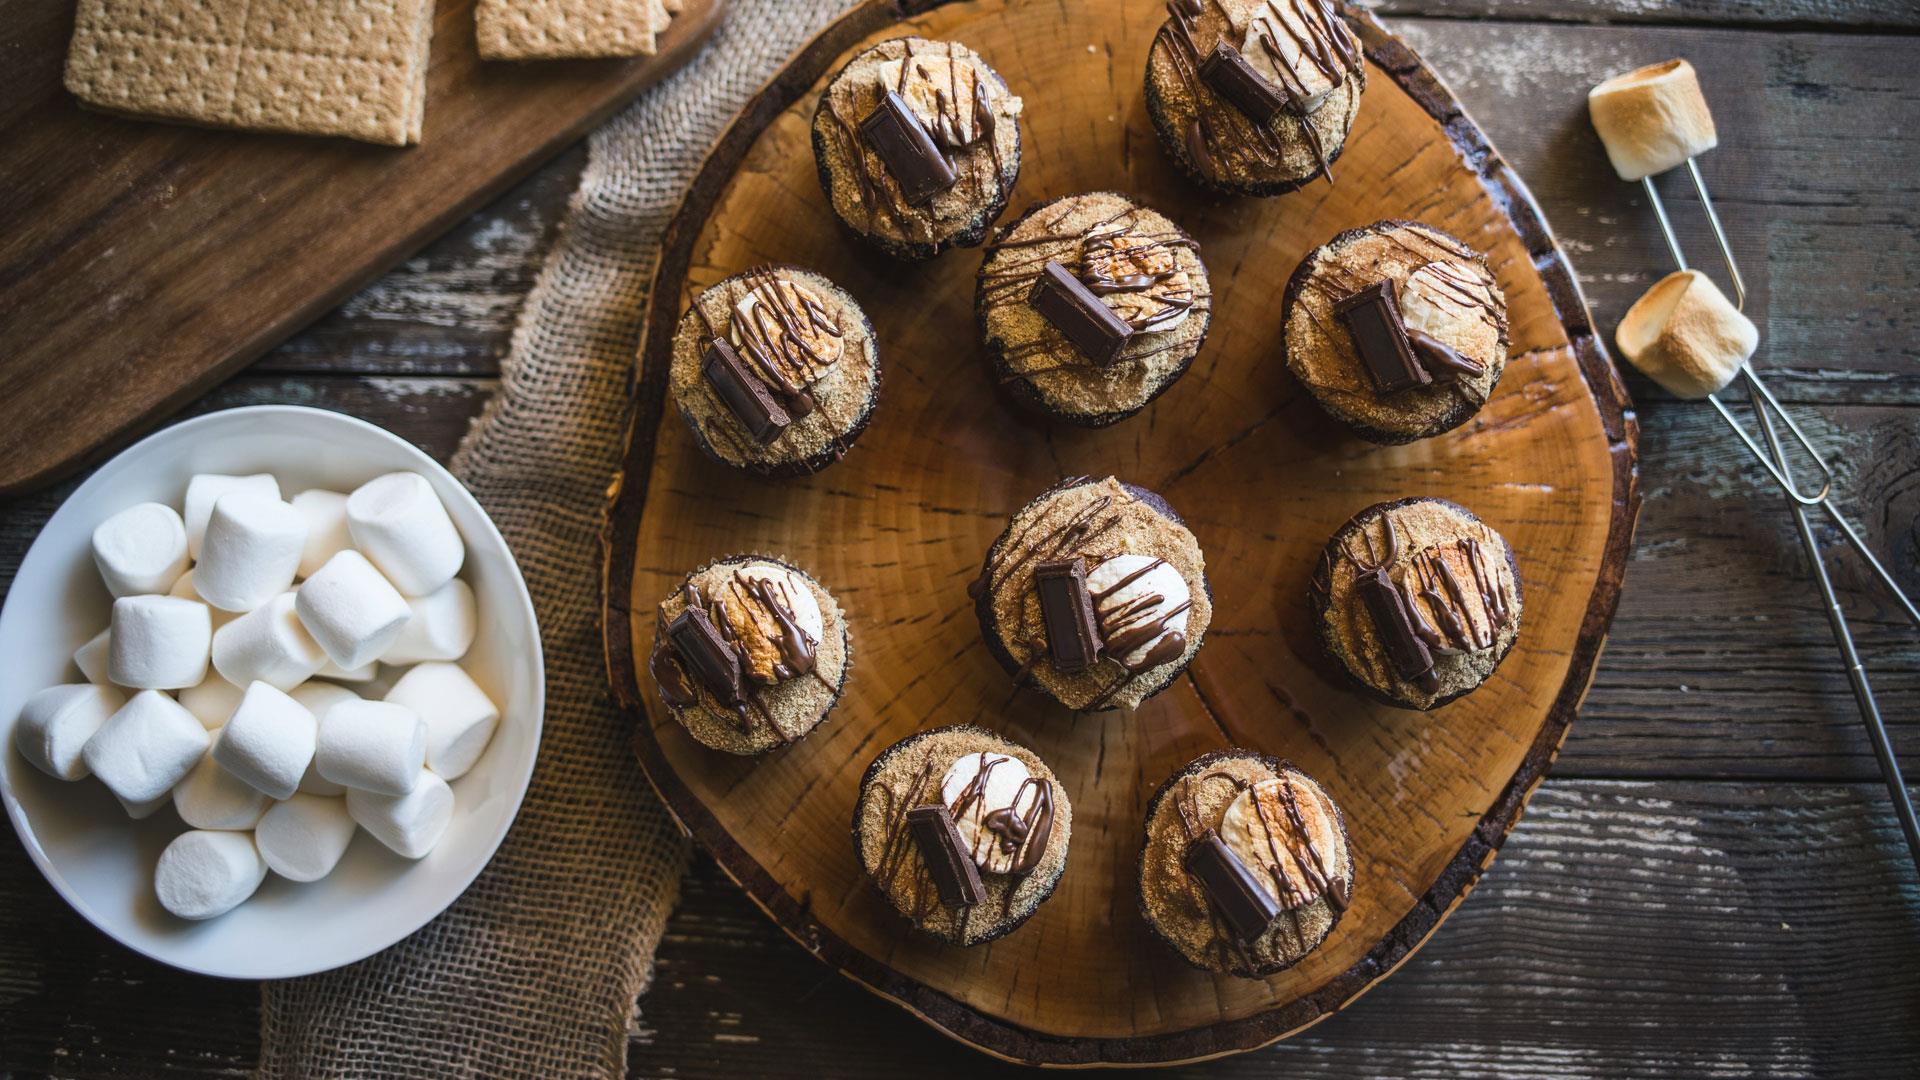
[13, 471, 498, 920]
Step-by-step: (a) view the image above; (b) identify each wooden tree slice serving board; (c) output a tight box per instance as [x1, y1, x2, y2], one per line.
[604, 0, 1639, 1066]
[0, 0, 723, 496]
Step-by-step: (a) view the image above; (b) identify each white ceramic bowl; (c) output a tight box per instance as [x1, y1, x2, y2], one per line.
[0, 406, 544, 979]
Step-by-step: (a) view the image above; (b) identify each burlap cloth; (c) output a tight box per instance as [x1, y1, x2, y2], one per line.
[259, 2, 855, 1075]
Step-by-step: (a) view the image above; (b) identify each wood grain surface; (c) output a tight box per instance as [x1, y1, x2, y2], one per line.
[2, 1, 1917, 1077]
[601, 0, 1635, 1064]
[0, 0, 724, 497]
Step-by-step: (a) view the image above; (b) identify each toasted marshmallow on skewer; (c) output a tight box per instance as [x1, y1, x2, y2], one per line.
[1588, 58, 1717, 181]
[1616, 269, 1757, 399]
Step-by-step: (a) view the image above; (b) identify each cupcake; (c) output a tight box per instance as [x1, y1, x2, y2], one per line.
[1282, 220, 1509, 444]
[852, 724, 1072, 945]
[977, 192, 1212, 427]
[972, 476, 1211, 711]
[1307, 498, 1522, 710]
[1139, 749, 1353, 978]
[647, 556, 851, 754]
[1144, 0, 1365, 196]
[669, 264, 881, 478]
[811, 36, 1023, 261]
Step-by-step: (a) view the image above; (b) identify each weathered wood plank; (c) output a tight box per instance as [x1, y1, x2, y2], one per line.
[627, 780, 1919, 1078]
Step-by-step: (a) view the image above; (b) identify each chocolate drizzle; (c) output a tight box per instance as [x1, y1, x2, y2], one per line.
[1088, 557, 1192, 674]
[948, 752, 1055, 876]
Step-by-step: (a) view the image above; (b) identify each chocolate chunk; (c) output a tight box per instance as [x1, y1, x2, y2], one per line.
[701, 337, 790, 443]
[1355, 567, 1437, 690]
[1407, 327, 1487, 381]
[666, 606, 744, 705]
[1029, 261, 1135, 366]
[1335, 280, 1429, 394]
[905, 804, 986, 907]
[1034, 557, 1104, 673]
[1183, 829, 1281, 943]
[859, 90, 958, 207]
[1200, 43, 1291, 126]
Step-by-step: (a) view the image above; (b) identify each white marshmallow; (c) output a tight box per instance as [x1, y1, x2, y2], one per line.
[173, 740, 270, 830]
[290, 489, 353, 580]
[107, 595, 211, 690]
[154, 830, 267, 920]
[347, 770, 453, 859]
[296, 550, 411, 670]
[92, 502, 190, 598]
[256, 793, 358, 882]
[178, 677, 245, 729]
[118, 792, 170, 819]
[939, 751, 1048, 874]
[184, 473, 280, 559]
[73, 628, 112, 685]
[384, 662, 500, 780]
[318, 658, 377, 683]
[15, 684, 124, 780]
[169, 571, 240, 631]
[194, 493, 306, 612]
[82, 690, 209, 803]
[345, 472, 464, 596]
[379, 578, 477, 665]
[316, 700, 425, 796]
[288, 682, 361, 795]
[213, 682, 317, 800]
[211, 592, 328, 691]
[1086, 553, 1193, 671]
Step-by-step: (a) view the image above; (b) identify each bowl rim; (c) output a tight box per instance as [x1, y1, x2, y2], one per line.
[0, 404, 546, 980]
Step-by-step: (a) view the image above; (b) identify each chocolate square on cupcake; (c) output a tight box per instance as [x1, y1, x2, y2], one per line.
[1145, 0, 1366, 196]
[977, 192, 1212, 427]
[811, 37, 1023, 261]
[1139, 749, 1352, 978]
[853, 725, 1071, 945]
[1308, 497, 1522, 710]
[648, 556, 851, 754]
[972, 476, 1211, 711]
[1282, 220, 1510, 444]
[669, 264, 881, 478]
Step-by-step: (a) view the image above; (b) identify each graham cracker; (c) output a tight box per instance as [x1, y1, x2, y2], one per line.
[65, 0, 437, 146]
[476, 0, 670, 61]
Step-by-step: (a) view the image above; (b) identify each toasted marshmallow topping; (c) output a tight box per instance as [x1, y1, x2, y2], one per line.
[1399, 260, 1498, 346]
[728, 276, 844, 390]
[1220, 774, 1342, 909]
[715, 562, 825, 685]
[940, 751, 1049, 874]
[876, 52, 1009, 148]
[1083, 230, 1194, 335]
[1087, 553, 1192, 670]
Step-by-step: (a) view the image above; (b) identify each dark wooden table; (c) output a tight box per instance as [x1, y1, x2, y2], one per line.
[4, 1, 1916, 1075]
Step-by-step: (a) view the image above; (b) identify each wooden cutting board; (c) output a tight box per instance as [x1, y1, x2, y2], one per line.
[0, 0, 724, 496]
[604, 0, 1638, 1066]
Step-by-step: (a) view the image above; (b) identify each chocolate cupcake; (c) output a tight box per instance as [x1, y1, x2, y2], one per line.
[977, 192, 1212, 427]
[852, 724, 1072, 945]
[1145, 0, 1365, 197]
[811, 37, 1023, 261]
[1282, 220, 1510, 444]
[1308, 498, 1522, 710]
[669, 264, 881, 478]
[972, 476, 1211, 711]
[648, 555, 851, 754]
[1139, 749, 1353, 978]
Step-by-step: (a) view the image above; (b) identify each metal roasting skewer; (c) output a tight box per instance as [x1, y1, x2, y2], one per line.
[1637, 161, 1920, 874]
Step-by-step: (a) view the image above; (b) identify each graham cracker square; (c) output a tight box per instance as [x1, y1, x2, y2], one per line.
[475, 0, 669, 61]
[65, 0, 436, 146]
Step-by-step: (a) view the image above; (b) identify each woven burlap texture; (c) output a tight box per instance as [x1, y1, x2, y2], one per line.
[258, 2, 855, 1075]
